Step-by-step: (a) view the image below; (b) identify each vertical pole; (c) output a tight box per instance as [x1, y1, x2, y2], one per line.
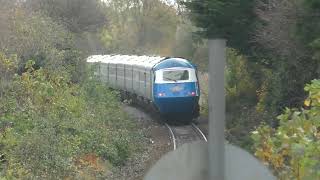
[208, 39, 226, 180]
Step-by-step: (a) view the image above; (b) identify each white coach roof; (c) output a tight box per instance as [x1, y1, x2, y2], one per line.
[87, 55, 164, 68]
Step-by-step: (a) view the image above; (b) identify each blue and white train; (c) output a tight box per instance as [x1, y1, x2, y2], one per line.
[87, 55, 200, 120]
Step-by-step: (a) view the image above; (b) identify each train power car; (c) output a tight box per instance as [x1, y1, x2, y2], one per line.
[87, 55, 200, 121]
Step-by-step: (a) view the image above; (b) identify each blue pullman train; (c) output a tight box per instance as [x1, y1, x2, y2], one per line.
[87, 55, 200, 120]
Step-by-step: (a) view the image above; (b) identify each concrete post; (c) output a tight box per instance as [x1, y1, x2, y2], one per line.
[208, 39, 226, 180]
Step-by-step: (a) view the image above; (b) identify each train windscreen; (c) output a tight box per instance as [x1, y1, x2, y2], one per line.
[163, 70, 189, 82]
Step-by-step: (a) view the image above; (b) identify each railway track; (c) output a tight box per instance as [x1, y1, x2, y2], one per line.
[165, 122, 207, 150]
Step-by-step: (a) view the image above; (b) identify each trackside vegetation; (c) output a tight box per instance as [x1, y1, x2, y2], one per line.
[2, 0, 320, 179]
[184, 0, 320, 178]
[252, 80, 320, 179]
[0, 56, 141, 178]
[0, 1, 152, 178]
[0, 0, 182, 178]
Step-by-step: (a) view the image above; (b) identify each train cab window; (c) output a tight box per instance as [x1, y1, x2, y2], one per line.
[163, 70, 189, 82]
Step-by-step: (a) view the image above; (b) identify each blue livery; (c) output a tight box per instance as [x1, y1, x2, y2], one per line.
[87, 55, 200, 121]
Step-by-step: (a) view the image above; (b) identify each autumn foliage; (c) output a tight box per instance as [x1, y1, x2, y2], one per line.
[252, 80, 320, 179]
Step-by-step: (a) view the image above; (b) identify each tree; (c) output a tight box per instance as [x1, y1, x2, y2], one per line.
[25, 0, 107, 33]
[0, 3, 87, 82]
[0, 0, 17, 51]
[184, 0, 320, 115]
[182, 0, 258, 55]
[253, 0, 320, 113]
[254, 0, 306, 61]
[101, 0, 178, 55]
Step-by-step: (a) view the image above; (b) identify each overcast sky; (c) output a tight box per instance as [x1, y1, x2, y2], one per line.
[163, 0, 176, 5]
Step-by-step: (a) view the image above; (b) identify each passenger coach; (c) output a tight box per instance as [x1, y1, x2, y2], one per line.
[87, 55, 200, 120]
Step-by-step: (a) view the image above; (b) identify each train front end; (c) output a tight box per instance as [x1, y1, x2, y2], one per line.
[152, 58, 200, 120]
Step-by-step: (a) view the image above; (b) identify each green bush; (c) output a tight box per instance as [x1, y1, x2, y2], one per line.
[1, 7, 86, 83]
[225, 49, 257, 109]
[224, 49, 259, 149]
[252, 79, 320, 179]
[197, 49, 260, 150]
[0, 59, 140, 178]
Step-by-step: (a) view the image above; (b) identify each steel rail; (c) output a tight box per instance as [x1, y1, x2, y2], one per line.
[165, 123, 177, 150]
[191, 123, 208, 142]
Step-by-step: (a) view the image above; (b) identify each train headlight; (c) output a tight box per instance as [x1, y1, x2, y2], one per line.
[158, 93, 166, 97]
[189, 91, 196, 96]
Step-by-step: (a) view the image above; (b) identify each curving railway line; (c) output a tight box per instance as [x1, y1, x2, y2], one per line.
[123, 104, 208, 151]
[165, 122, 207, 150]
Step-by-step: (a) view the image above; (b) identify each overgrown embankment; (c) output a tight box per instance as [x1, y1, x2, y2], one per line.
[252, 80, 320, 179]
[0, 1, 146, 178]
[0, 55, 143, 178]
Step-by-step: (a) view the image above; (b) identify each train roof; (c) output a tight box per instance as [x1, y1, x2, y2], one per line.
[153, 58, 195, 70]
[87, 55, 195, 69]
[87, 54, 163, 68]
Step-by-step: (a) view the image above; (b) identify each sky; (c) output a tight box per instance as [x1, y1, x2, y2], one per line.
[165, 0, 176, 5]
[103, 0, 177, 6]
[162, 0, 178, 8]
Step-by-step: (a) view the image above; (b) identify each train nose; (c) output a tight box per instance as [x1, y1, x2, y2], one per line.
[154, 96, 199, 114]
[154, 83, 199, 97]
[153, 82, 199, 116]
